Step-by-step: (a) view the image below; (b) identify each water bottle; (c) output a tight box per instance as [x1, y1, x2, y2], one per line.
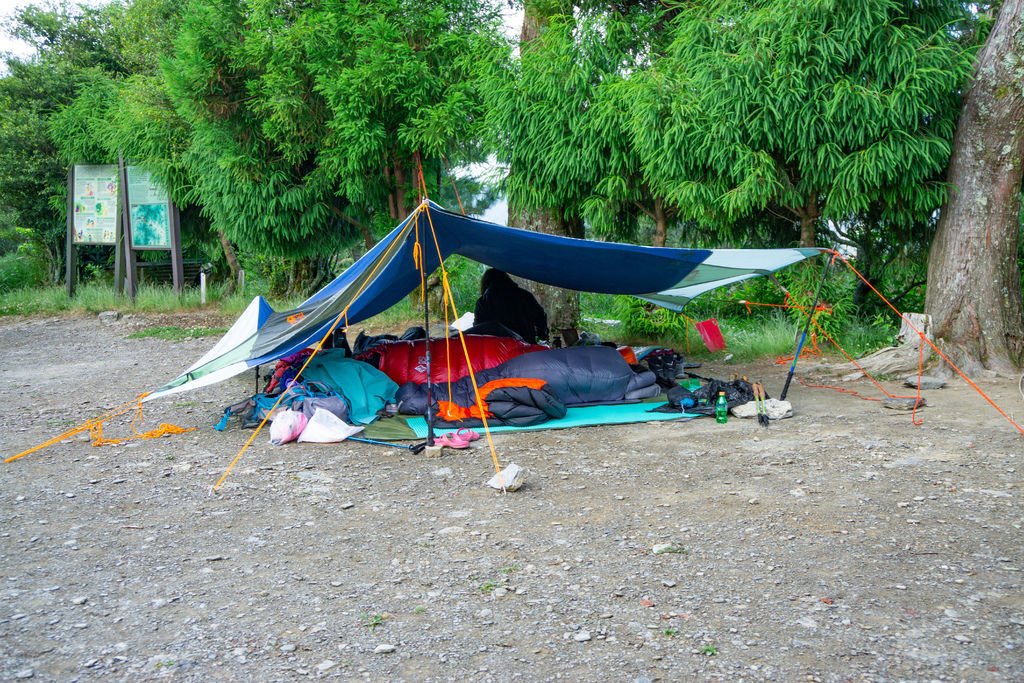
[715, 391, 728, 424]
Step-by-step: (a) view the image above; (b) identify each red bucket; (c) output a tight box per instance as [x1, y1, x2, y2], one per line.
[695, 318, 726, 352]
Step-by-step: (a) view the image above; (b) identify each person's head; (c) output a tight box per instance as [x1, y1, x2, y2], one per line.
[480, 268, 514, 294]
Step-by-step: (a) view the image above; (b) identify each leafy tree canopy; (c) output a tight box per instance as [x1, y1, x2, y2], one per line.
[631, 0, 975, 246]
[163, 0, 505, 258]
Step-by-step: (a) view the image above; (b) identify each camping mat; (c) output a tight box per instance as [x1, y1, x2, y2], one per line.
[361, 401, 700, 440]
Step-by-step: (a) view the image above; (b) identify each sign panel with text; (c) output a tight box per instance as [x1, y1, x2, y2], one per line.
[126, 166, 172, 249]
[72, 164, 119, 244]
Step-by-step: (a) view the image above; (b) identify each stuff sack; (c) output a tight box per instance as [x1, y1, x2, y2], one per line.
[269, 410, 307, 445]
[298, 408, 364, 443]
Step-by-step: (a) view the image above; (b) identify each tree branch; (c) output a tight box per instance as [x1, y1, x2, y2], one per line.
[329, 204, 374, 249]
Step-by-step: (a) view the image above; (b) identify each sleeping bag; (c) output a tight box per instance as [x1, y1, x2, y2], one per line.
[357, 335, 545, 385]
[396, 346, 658, 426]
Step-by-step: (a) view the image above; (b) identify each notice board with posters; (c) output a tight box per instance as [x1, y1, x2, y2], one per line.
[126, 166, 172, 249]
[72, 164, 119, 245]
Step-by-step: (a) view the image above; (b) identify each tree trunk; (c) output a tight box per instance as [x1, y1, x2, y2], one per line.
[652, 198, 668, 247]
[509, 0, 579, 342]
[798, 194, 819, 247]
[925, 0, 1024, 375]
[216, 230, 239, 295]
[288, 256, 317, 298]
[509, 205, 580, 341]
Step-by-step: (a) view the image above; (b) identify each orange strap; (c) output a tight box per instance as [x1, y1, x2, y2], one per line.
[5, 394, 194, 463]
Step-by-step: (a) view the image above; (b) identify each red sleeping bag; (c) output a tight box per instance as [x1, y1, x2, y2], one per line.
[360, 335, 546, 385]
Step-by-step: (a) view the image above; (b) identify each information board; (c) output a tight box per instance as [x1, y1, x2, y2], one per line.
[72, 165, 119, 244]
[126, 166, 172, 249]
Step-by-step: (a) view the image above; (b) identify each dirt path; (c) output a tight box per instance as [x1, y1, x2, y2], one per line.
[1, 314, 1021, 682]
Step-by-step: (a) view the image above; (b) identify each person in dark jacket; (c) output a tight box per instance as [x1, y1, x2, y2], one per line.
[473, 269, 548, 344]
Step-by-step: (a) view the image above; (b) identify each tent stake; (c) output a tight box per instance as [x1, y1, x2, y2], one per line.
[780, 252, 833, 401]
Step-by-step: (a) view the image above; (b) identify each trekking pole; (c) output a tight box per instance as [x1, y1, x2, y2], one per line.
[349, 436, 427, 454]
[780, 251, 834, 401]
[417, 207, 436, 448]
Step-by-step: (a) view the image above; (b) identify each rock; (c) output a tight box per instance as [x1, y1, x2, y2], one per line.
[373, 644, 396, 654]
[904, 375, 946, 390]
[574, 631, 592, 642]
[651, 543, 685, 555]
[14, 669, 33, 679]
[98, 311, 122, 324]
[882, 397, 926, 411]
[487, 463, 526, 491]
[731, 399, 793, 420]
[438, 526, 465, 535]
[661, 580, 677, 588]
[316, 659, 336, 672]
[71, 596, 87, 605]
[280, 643, 296, 653]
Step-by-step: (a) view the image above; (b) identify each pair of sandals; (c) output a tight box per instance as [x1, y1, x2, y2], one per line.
[432, 428, 481, 449]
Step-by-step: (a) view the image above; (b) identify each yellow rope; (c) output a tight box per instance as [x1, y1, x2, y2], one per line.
[421, 203, 503, 476]
[4, 392, 194, 464]
[212, 208, 421, 492]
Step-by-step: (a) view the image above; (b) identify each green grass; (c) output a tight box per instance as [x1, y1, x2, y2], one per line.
[0, 281, 900, 364]
[128, 326, 228, 341]
[0, 282, 301, 319]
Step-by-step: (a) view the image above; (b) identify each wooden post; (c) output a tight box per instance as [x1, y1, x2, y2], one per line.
[65, 166, 76, 297]
[119, 154, 138, 301]
[169, 202, 184, 294]
[113, 170, 124, 295]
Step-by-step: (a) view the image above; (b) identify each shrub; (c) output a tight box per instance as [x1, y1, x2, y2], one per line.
[0, 249, 49, 292]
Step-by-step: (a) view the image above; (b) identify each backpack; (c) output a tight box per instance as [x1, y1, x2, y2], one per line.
[214, 380, 348, 431]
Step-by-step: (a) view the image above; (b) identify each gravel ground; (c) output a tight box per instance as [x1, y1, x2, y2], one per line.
[1, 313, 1022, 682]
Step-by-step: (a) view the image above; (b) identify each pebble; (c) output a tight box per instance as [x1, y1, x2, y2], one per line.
[651, 543, 685, 555]
[574, 631, 592, 642]
[662, 580, 677, 588]
[316, 659, 336, 672]
[905, 375, 946, 390]
[280, 643, 296, 653]
[373, 644, 396, 654]
[341, 502, 355, 510]
[71, 596, 87, 605]
[14, 669, 33, 679]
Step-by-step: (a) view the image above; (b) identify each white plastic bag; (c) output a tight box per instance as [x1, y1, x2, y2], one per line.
[269, 410, 307, 445]
[297, 408, 364, 443]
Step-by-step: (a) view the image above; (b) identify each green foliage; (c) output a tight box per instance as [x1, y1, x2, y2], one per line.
[617, 297, 688, 342]
[161, 0, 504, 264]
[634, 0, 974, 243]
[360, 612, 386, 630]
[0, 249, 49, 292]
[777, 261, 857, 342]
[484, 6, 669, 239]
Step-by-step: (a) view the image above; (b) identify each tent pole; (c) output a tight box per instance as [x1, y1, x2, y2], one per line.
[779, 252, 833, 401]
[421, 225, 435, 447]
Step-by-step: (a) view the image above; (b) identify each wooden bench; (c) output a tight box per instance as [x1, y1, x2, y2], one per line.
[136, 260, 204, 287]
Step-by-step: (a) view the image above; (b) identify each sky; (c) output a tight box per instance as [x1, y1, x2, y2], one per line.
[0, 0, 113, 60]
[0, 0, 36, 60]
